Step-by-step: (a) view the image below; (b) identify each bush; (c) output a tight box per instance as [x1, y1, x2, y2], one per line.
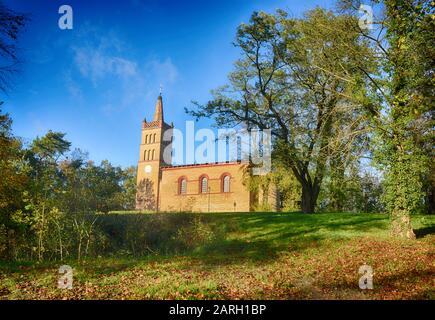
[175, 216, 216, 250]
[0, 211, 226, 262]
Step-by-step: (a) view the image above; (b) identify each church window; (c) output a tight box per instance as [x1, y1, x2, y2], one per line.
[179, 177, 187, 194]
[200, 176, 208, 194]
[222, 175, 230, 193]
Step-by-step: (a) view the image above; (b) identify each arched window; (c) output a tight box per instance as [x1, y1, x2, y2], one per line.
[222, 175, 230, 193]
[153, 133, 156, 143]
[200, 176, 208, 194]
[145, 135, 148, 144]
[146, 150, 150, 160]
[152, 149, 155, 160]
[144, 150, 147, 161]
[179, 177, 187, 194]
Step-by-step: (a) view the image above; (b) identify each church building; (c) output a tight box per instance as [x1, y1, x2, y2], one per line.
[136, 94, 277, 212]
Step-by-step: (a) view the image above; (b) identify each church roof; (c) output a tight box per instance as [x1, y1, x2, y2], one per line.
[161, 160, 247, 170]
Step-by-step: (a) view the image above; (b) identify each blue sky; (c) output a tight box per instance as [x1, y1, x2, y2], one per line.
[2, 0, 333, 168]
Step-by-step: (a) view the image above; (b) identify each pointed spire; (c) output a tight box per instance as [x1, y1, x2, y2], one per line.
[153, 94, 163, 122]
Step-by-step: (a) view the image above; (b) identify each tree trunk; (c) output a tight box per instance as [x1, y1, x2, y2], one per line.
[301, 183, 319, 213]
[427, 182, 435, 214]
[391, 209, 416, 239]
[387, 144, 418, 239]
[6, 228, 13, 260]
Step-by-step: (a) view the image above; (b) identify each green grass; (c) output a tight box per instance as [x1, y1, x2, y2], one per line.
[1, 212, 434, 300]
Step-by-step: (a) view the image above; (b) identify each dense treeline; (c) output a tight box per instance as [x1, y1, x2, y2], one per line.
[0, 109, 137, 260]
[245, 163, 384, 213]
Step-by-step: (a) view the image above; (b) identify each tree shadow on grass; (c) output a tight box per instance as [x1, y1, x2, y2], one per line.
[223, 212, 387, 232]
[192, 213, 388, 266]
[0, 213, 395, 273]
[190, 238, 324, 269]
[79, 260, 139, 275]
[0, 258, 139, 277]
[414, 226, 435, 239]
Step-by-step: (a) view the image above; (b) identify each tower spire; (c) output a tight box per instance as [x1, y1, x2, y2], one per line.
[153, 93, 163, 122]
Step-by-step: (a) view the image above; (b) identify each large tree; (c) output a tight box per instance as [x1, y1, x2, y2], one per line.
[59, 153, 137, 214]
[0, 107, 29, 259]
[187, 9, 373, 213]
[337, 0, 434, 238]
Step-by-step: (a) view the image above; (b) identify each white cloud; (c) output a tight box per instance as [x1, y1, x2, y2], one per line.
[63, 71, 83, 101]
[147, 58, 178, 84]
[73, 47, 138, 85]
[68, 25, 179, 115]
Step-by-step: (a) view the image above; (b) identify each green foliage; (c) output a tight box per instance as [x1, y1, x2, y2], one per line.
[341, 0, 433, 236]
[187, 8, 374, 213]
[272, 165, 301, 211]
[379, 144, 428, 215]
[242, 165, 274, 210]
[252, 202, 273, 212]
[319, 167, 383, 213]
[0, 109, 138, 261]
[379, 0, 434, 237]
[88, 213, 221, 257]
[0, 108, 30, 259]
[175, 216, 216, 250]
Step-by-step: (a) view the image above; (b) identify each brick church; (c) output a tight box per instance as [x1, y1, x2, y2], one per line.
[135, 94, 277, 212]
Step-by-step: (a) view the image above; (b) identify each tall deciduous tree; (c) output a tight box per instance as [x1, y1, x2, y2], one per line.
[0, 107, 29, 259]
[25, 131, 71, 260]
[338, 0, 434, 238]
[187, 9, 373, 213]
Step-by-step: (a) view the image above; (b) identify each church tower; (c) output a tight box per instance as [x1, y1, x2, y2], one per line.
[136, 94, 173, 211]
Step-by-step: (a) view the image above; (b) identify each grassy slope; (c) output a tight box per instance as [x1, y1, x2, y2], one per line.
[0, 212, 434, 300]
